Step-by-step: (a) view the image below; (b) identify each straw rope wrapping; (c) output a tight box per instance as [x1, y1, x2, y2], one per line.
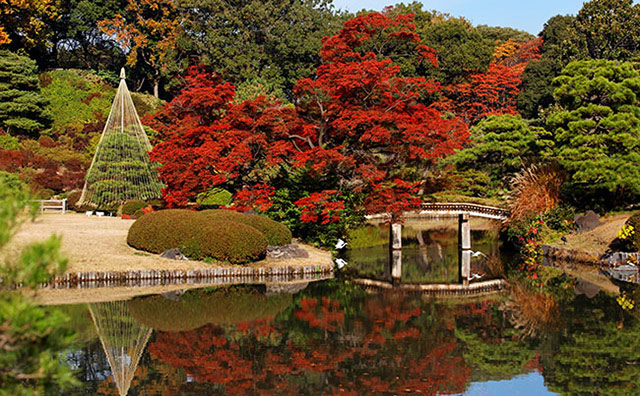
[78, 68, 163, 209]
[89, 301, 153, 396]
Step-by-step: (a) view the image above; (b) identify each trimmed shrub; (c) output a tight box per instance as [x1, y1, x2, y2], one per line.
[200, 209, 292, 246]
[133, 209, 145, 219]
[127, 209, 202, 254]
[127, 286, 292, 332]
[122, 199, 147, 215]
[127, 209, 268, 263]
[182, 220, 267, 264]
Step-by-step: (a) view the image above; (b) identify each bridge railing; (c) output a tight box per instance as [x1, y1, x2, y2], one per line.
[419, 202, 509, 219]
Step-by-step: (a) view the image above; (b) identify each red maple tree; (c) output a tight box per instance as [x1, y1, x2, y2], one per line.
[443, 38, 542, 125]
[148, 12, 468, 220]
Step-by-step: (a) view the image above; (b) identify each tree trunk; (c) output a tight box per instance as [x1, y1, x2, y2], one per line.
[153, 79, 159, 98]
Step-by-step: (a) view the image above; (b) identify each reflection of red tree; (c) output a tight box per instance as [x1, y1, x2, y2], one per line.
[149, 294, 471, 395]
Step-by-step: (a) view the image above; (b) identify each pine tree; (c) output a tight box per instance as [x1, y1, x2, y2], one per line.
[0, 51, 51, 137]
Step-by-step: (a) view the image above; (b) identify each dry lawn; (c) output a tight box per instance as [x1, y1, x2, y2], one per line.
[4, 213, 331, 273]
[546, 213, 631, 253]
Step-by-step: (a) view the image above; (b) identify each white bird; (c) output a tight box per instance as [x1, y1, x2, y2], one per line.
[468, 273, 483, 281]
[335, 258, 348, 269]
[470, 250, 486, 258]
[335, 238, 347, 250]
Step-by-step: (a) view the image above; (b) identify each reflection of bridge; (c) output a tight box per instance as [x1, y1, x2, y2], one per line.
[361, 202, 510, 295]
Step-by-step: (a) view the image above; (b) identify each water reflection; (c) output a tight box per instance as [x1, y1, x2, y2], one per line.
[346, 220, 506, 284]
[62, 281, 558, 395]
[89, 301, 152, 395]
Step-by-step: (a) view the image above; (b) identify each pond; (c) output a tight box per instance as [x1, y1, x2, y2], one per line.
[53, 218, 639, 395]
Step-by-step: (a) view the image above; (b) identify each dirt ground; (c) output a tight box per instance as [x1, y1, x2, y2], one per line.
[4, 213, 331, 273]
[547, 213, 631, 253]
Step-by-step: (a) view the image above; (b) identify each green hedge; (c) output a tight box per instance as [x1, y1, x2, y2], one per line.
[121, 199, 147, 215]
[182, 220, 267, 263]
[127, 209, 268, 264]
[127, 286, 292, 332]
[127, 209, 201, 254]
[200, 209, 292, 246]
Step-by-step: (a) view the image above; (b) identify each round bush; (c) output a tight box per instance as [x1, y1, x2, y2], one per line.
[127, 209, 201, 254]
[200, 209, 292, 246]
[133, 208, 145, 219]
[122, 199, 147, 215]
[127, 286, 292, 332]
[182, 220, 267, 263]
[127, 209, 268, 264]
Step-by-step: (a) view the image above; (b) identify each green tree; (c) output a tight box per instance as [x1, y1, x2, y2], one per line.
[50, 0, 126, 71]
[175, 0, 345, 98]
[575, 0, 640, 61]
[0, 171, 79, 394]
[0, 51, 51, 137]
[548, 59, 640, 207]
[422, 18, 494, 84]
[518, 15, 583, 119]
[447, 114, 551, 194]
[476, 25, 535, 43]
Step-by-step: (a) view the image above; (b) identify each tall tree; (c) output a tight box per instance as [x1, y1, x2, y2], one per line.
[149, 12, 469, 223]
[548, 60, 640, 207]
[175, 0, 345, 99]
[0, 0, 59, 62]
[575, 0, 640, 61]
[0, 51, 51, 137]
[421, 18, 493, 85]
[99, 0, 181, 97]
[51, 0, 126, 71]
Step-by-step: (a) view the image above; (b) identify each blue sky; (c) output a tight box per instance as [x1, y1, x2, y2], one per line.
[331, 0, 635, 35]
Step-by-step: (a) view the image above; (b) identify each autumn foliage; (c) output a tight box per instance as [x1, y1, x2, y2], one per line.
[149, 12, 469, 229]
[444, 38, 543, 125]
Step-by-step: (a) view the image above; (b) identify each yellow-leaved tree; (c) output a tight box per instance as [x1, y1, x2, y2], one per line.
[0, 0, 58, 48]
[99, 0, 181, 98]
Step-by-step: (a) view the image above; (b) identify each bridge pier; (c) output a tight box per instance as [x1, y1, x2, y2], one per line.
[389, 223, 402, 283]
[458, 213, 471, 285]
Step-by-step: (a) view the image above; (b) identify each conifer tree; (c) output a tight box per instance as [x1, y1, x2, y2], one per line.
[0, 51, 51, 137]
[548, 59, 640, 206]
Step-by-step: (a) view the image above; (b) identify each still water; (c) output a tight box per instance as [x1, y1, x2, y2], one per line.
[56, 220, 639, 395]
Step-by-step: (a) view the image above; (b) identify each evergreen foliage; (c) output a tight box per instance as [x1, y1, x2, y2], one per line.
[175, 0, 345, 98]
[0, 171, 78, 393]
[547, 59, 640, 205]
[127, 209, 269, 263]
[79, 71, 163, 209]
[448, 114, 552, 193]
[0, 51, 51, 137]
[200, 209, 292, 246]
[196, 187, 233, 208]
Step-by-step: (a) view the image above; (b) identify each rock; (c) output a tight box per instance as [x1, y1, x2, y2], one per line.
[574, 279, 601, 299]
[160, 248, 188, 260]
[574, 210, 603, 233]
[267, 244, 309, 260]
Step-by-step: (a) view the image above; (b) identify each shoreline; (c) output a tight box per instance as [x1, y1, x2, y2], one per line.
[5, 213, 334, 282]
